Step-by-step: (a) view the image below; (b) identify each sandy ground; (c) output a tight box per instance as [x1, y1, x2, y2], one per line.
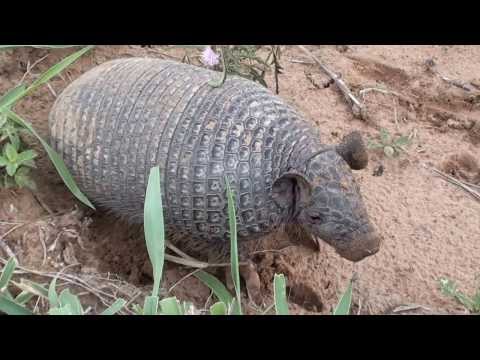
[0, 45, 479, 315]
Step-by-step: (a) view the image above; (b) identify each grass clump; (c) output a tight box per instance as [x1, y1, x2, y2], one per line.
[0, 45, 95, 207]
[367, 128, 412, 158]
[439, 277, 480, 314]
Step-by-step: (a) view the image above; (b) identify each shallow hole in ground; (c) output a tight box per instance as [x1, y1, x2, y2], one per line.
[287, 283, 324, 312]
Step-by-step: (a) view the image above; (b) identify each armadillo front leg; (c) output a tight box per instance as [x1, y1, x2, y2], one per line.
[224, 261, 262, 306]
[240, 261, 263, 306]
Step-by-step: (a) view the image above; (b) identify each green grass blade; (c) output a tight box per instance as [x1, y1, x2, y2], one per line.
[58, 289, 84, 315]
[14, 291, 35, 305]
[100, 298, 127, 315]
[159, 297, 183, 315]
[0, 257, 17, 290]
[0, 46, 94, 111]
[0, 85, 27, 109]
[194, 270, 234, 305]
[225, 177, 242, 315]
[16, 280, 49, 299]
[0, 294, 33, 315]
[333, 280, 353, 315]
[143, 296, 159, 315]
[5, 110, 95, 209]
[49, 304, 73, 315]
[48, 276, 59, 308]
[144, 166, 165, 298]
[210, 301, 228, 315]
[274, 274, 289, 315]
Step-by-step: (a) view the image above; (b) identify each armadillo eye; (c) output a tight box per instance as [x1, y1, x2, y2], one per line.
[307, 211, 324, 222]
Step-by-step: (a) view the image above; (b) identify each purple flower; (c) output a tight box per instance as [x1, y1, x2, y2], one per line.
[201, 46, 220, 67]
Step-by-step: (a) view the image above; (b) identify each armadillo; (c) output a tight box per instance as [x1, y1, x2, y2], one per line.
[48, 58, 381, 265]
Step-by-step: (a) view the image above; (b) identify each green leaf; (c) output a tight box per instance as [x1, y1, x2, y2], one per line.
[14, 167, 37, 190]
[0, 294, 34, 315]
[14, 291, 35, 305]
[383, 146, 395, 158]
[143, 295, 159, 315]
[17, 150, 37, 164]
[0, 85, 27, 109]
[274, 274, 289, 315]
[8, 132, 21, 151]
[367, 140, 384, 150]
[439, 278, 475, 312]
[58, 288, 84, 315]
[0, 257, 17, 290]
[49, 304, 73, 315]
[132, 304, 144, 315]
[210, 301, 228, 315]
[5, 110, 94, 209]
[16, 280, 49, 299]
[48, 276, 59, 308]
[0, 46, 94, 111]
[6, 163, 18, 176]
[159, 297, 183, 315]
[2, 289, 14, 300]
[394, 135, 411, 147]
[380, 128, 391, 145]
[5, 143, 18, 162]
[0, 155, 7, 167]
[144, 166, 165, 298]
[100, 298, 127, 315]
[225, 176, 242, 315]
[229, 298, 242, 315]
[333, 280, 353, 315]
[181, 301, 195, 314]
[194, 270, 234, 306]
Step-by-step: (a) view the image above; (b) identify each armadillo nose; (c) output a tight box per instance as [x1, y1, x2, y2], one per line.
[336, 225, 382, 262]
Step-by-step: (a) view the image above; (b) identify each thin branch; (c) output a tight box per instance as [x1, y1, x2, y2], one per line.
[297, 45, 368, 120]
[426, 165, 480, 202]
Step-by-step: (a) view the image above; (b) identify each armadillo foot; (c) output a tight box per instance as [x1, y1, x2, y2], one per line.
[224, 261, 263, 306]
[240, 261, 263, 306]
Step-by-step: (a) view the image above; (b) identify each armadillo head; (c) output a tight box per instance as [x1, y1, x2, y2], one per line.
[273, 132, 381, 262]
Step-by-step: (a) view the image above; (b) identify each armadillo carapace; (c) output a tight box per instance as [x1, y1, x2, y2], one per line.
[49, 58, 381, 263]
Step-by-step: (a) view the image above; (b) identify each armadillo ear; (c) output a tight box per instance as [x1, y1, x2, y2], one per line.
[272, 173, 313, 210]
[335, 131, 369, 170]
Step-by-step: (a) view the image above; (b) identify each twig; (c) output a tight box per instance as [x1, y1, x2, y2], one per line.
[18, 54, 49, 85]
[426, 165, 480, 202]
[425, 59, 477, 92]
[165, 240, 248, 268]
[392, 304, 433, 313]
[393, 97, 399, 131]
[46, 83, 57, 98]
[359, 87, 418, 106]
[297, 45, 368, 120]
[287, 58, 315, 65]
[0, 222, 29, 239]
[167, 268, 202, 294]
[0, 239, 16, 261]
[164, 253, 241, 269]
[37, 227, 47, 266]
[31, 191, 54, 216]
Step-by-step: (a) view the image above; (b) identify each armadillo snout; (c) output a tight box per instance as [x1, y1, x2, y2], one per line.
[334, 223, 382, 262]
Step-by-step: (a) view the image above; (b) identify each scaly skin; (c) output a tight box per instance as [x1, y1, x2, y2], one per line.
[49, 58, 381, 264]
